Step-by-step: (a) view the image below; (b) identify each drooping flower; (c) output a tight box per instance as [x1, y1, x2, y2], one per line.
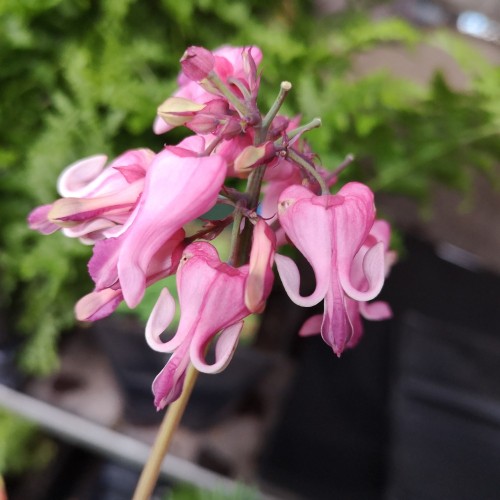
[113, 147, 227, 308]
[28, 149, 155, 243]
[275, 182, 387, 355]
[69, 136, 227, 319]
[298, 219, 396, 350]
[146, 219, 275, 409]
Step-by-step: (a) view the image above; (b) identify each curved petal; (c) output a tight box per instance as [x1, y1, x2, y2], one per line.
[275, 254, 327, 307]
[334, 182, 378, 300]
[57, 155, 108, 197]
[190, 321, 243, 374]
[145, 288, 178, 353]
[340, 242, 385, 301]
[118, 153, 227, 308]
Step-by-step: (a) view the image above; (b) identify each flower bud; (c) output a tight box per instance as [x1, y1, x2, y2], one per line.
[181, 46, 215, 82]
[157, 97, 205, 127]
[234, 142, 277, 175]
[245, 220, 276, 313]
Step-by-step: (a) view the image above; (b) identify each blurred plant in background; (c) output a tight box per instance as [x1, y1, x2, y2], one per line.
[1, 0, 499, 478]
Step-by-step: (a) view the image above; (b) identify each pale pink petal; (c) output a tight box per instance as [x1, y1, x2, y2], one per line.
[61, 218, 116, 240]
[341, 242, 385, 302]
[145, 288, 177, 353]
[276, 185, 332, 307]
[190, 321, 243, 374]
[275, 254, 328, 307]
[57, 155, 108, 197]
[75, 288, 122, 322]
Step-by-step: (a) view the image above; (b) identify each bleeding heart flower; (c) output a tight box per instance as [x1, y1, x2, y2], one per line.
[145, 219, 275, 409]
[298, 219, 395, 350]
[116, 149, 227, 308]
[28, 149, 155, 244]
[275, 182, 387, 355]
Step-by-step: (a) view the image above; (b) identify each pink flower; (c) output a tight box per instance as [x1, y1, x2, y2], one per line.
[146, 219, 275, 409]
[299, 219, 395, 350]
[180, 46, 216, 82]
[116, 148, 227, 308]
[73, 138, 227, 318]
[275, 182, 387, 355]
[28, 149, 155, 243]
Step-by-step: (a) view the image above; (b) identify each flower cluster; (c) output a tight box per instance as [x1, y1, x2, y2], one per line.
[29, 45, 395, 410]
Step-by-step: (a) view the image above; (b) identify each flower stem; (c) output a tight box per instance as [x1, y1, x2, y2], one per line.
[261, 81, 292, 134]
[287, 149, 329, 195]
[283, 117, 322, 143]
[132, 364, 199, 500]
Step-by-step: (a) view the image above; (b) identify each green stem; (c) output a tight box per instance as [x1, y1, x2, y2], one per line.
[132, 364, 199, 500]
[228, 162, 267, 267]
[283, 117, 322, 143]
[261, 81, 292, 134]
[325, 154, 355, 186]
[288, 149, 329, 195]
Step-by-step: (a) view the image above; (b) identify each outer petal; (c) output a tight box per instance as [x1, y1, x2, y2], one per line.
[276, 185, 333, 307]
[117, 152, 227, 307]
[145, 288, 177, 352]
[275, 254, 328, 307]
[57, 155, 109, 197]
[334, 183, 384, 301]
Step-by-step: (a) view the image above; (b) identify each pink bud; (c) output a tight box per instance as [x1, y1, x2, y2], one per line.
[245, 219, 276, 313]
[180, 46, 215, 82]
[234, 142, 276, 175]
